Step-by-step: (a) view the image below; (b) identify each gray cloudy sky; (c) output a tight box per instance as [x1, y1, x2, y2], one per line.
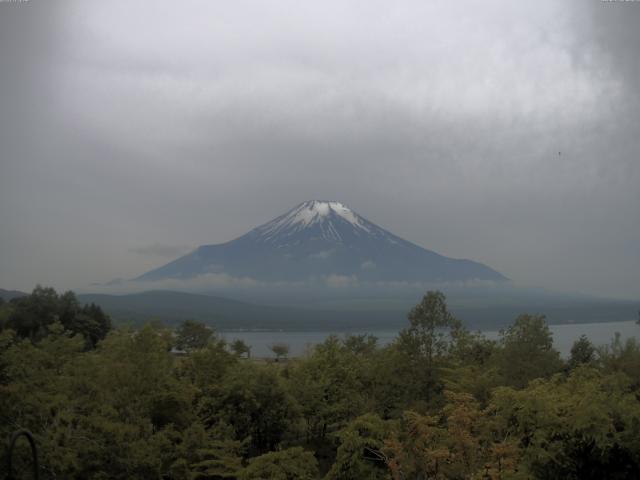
[1, 0, 639, 298]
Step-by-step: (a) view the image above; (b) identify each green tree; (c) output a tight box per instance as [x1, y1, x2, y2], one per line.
[497, 314, 563, 388]
[269, 342, 290, 361]
[5, 286, 111, 348]
[443, 330, 501, 406]
[568, 335, 596, 370]
[230, 338, 251, 358]
[166, 422, 244, 479]
[175, 319, 214, 351]
[200, 363, 297, 455]
[78, 303, 112, 348]
[384, 391, 520, 480]
[289, 336, 364, 441]
[238, 447, 318, 480]
[395, 291, 461, 403]
[384, 410, 449, 479]
[179, 339, 237, 392]
[0, 299, 11, 331]
[399, 291, 460, 363]
[326, 414, 390, 480]
[598, 333, 640, 385]
[449, 328, 496, 366]
[343, 333, 378, 356]
[490, 368, 640, 479]
[0, 324, 94, 478]
[92, 325, 193, 430]
[7, 285, 60, 340]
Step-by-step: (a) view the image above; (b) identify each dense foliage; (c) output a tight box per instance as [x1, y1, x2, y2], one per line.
[1, 288, 639, 479]
[0, 286, 111, 349]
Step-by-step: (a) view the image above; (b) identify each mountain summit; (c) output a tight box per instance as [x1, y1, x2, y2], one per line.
[137, 200, 506, 284]
[251, 200, 394, 246]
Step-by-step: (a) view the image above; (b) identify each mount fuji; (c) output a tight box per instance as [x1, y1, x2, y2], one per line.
[135, 200, 507, 284]
[136, 200, 507, 285]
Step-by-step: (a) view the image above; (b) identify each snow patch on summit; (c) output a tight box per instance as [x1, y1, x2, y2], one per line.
[285, 201, 366, 229]
[254, 200, 373, 243]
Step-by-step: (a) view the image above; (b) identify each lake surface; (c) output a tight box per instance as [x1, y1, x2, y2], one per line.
[221, 320, 639, 358]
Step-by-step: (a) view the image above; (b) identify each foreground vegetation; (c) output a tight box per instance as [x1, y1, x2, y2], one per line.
[1, 288, 640, 479]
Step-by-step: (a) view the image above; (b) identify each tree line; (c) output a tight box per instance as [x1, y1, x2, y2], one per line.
[1, 288, 639, 479]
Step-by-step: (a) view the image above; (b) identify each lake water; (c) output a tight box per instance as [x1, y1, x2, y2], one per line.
[220, 320, 639, 358]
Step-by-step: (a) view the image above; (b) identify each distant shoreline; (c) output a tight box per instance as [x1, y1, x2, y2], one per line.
[219, 320, 639, 359]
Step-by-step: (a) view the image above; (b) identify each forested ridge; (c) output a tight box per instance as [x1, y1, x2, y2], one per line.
[1, 287, 640, 479]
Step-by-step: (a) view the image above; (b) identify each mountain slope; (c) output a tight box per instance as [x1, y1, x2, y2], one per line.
[77, 290, 639, 331]
[77, 290, 407, 330]
[0, 288, 29, 301]
[137, 200, 506, 284]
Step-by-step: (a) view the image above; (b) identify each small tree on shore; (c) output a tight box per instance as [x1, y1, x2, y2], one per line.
[269, 342, 290, 361]
[230, 338, 251, 358]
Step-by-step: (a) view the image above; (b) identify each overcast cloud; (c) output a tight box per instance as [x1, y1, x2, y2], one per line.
[0, 0, 639, 298]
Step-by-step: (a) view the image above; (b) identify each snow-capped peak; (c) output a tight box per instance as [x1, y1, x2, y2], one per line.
[288, 201, 360, 226]
[137, 199, 508, 284]
[253, 200, 375, 243]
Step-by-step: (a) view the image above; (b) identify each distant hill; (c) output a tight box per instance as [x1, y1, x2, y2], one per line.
[137, 200, 506, 285]
[0, 288, 28, 301]
[78, 290, 639, 332]
[77, 290, 407, 331]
